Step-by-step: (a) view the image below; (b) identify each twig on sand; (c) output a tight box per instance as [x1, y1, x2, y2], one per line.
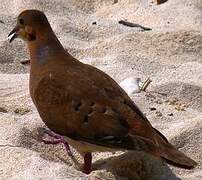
[140, 78, 167, 96]
[0, 144, 21, 148]
[119, 20, 152, 31]
[0, 20, 4, 24]
[156, 0, 168, 5]
[140, 78, 152, 91]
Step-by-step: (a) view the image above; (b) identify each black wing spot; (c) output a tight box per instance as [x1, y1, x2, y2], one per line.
[84, 115, 89, 124]
[90, 102, 95, 107]
[102, 107, 107, 114]
[84, 108, 94, 124]
[88, 108, 93, 115]
[111, 107, 118, 113]
[119, 118, 129, 129]
[111, 107, 129, 129]
[75, 102, 82, 111]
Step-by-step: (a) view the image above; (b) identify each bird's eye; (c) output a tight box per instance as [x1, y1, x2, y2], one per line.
[19, 18, 24, 25]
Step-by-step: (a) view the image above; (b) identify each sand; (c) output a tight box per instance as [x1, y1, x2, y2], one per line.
[0, 0, 201, 179]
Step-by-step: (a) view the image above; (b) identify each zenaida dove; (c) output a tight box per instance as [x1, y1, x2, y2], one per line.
[8, 10, 197, 174]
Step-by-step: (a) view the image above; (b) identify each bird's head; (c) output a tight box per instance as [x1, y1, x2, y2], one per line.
[8, 9, 51, 43]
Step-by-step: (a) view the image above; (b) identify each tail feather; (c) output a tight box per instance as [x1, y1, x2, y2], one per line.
[153, 128, 197, 169]
[159, 143, 197, 169]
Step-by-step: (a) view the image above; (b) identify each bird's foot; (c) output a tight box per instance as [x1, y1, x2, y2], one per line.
[42, 129, 72, 157]
[41, 129, 92, 174]
[41, 129, 83, 169]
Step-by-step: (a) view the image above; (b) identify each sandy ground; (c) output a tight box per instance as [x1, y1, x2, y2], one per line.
[0, 0, 201, 179]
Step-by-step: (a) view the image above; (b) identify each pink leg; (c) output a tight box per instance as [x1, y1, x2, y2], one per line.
[42, 129, 92, 174]
[42, 129, 72, 157]
[83, 153, 92, 174]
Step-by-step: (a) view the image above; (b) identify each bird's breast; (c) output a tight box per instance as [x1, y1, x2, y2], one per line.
[36, 45, 50, 65]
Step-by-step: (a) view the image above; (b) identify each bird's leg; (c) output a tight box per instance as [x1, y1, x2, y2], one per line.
[41, 129, 92, 174]
[41, 129, 83, 169]
[42, 129, 72, 156]
[83, 153, 92, 174]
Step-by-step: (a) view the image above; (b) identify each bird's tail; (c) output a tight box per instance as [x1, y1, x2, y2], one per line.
[152, 128, 197, 169]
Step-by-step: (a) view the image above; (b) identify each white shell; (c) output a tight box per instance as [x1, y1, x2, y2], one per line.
[119, 77, 142, 95]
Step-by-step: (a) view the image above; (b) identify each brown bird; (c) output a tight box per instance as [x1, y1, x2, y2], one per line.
[8, 10, 196, 174]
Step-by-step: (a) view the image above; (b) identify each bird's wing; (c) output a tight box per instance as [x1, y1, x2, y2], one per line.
[33, 65, 157, 151]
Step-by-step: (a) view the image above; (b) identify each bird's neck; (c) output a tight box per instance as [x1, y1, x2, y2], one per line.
[27, 31, 66, 65]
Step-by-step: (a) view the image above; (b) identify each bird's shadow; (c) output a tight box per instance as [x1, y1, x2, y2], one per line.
[93, 152, 181, 180]
[16, 126, 180, 180]
[16, 126, 73, 166]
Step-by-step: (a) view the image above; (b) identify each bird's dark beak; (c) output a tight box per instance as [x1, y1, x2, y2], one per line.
[8, 26, 19, 43]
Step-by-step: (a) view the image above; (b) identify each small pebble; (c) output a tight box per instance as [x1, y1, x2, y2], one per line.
[155, 99, 163, 104]
[175, 105, 186, 111]
[150, 107, 156, 111]
[156, 111, 163, 117]
[14, 108, 30, 115]
[168, 113, 173, 116]
[167, 97, 179, 105]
